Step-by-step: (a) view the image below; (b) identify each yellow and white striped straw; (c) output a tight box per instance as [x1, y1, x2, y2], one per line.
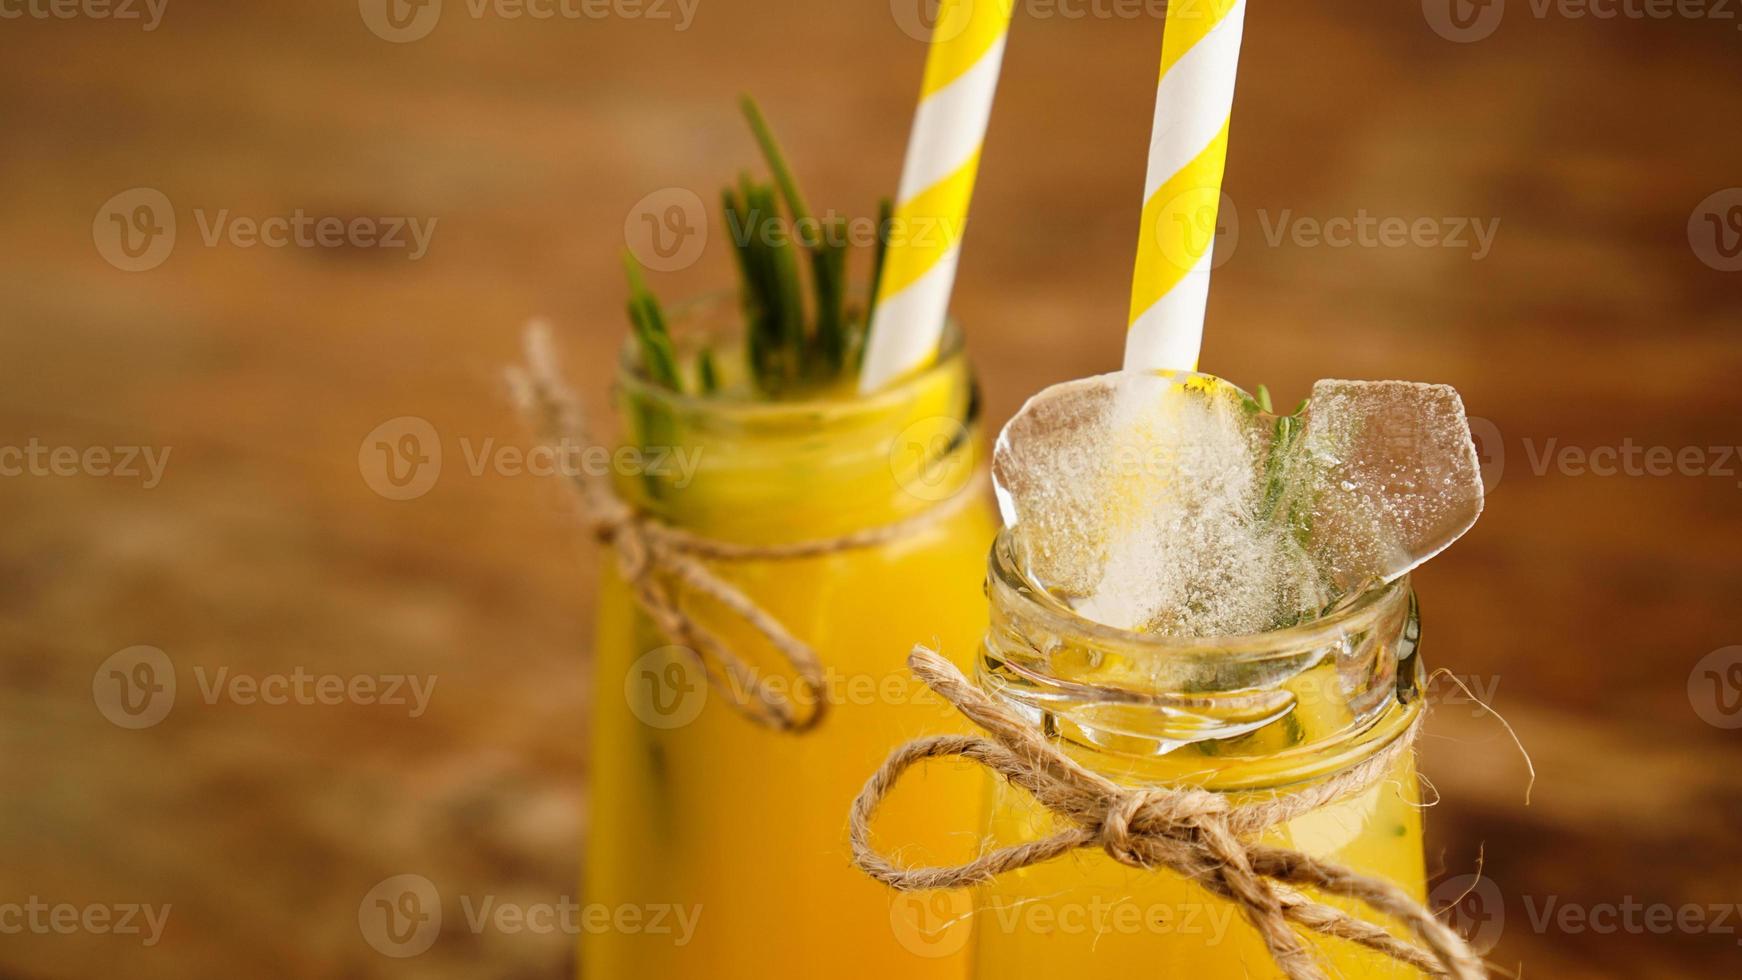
[1126, 0, 1249, 373]
[859, 0, 1015, 393]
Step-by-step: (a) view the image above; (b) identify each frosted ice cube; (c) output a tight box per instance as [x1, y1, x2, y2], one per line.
[992, 371, 1485, 637]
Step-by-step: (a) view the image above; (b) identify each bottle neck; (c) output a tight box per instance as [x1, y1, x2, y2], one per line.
[613, 350, 983, 545]
[978, 529, 1422, 792]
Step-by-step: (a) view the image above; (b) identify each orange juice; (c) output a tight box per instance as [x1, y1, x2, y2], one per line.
[582, 326, 994, 979]
[969, 530, 1428, 977]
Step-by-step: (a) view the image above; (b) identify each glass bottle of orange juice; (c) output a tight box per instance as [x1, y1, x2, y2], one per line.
[581, 299, 996, 979]
[969, 527, 1428, 977]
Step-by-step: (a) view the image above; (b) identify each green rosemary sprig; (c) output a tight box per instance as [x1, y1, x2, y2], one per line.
[1260, 395, 1311, 526]
[740, 96, 814, 229]
[812, 216, 850, 373]
[861, 197, 895, 368]
[625, 97, 892, 397]
[1241, 382, 1314, 541]
[623, 252, 682, 390]
[696, 348, 720, 393]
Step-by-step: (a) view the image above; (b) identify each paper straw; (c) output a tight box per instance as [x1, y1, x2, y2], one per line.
[1125, 0, 1248, 373]
[859, 0, 1014, 393]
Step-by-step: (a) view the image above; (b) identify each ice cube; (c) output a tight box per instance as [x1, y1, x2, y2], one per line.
[992, 371, 1485, 637]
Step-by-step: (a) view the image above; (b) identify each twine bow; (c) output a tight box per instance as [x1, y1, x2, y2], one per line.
[509, 324, 983, 734]
[850, 647, 1488, 980]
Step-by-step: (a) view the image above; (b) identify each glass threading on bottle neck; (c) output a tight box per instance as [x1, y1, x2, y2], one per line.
[979, 528, 1424, 793]
[612, 295, 982, 545]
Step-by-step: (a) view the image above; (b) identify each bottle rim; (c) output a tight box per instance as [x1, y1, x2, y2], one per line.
[988, 526, 1412, 666]
[613, 289, 969, 427]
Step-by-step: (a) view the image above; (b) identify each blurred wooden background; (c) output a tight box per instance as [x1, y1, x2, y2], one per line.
[3, 0, 1741, 976]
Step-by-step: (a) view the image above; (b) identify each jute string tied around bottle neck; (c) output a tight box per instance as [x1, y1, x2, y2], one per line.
[509, 323, 986, 735]
[850, 646, 1488, 980]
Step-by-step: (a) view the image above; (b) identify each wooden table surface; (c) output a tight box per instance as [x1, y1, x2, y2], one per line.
[3, 1, 1740, 977]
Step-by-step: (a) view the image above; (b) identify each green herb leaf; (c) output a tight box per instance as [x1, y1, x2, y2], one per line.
[810, 217, 850, 375]
[626, 101, 894, 399]
[622, 252, 683, 392]
[697, 348, 720, 393]
[863, 197, 895, 350]
[628, 297, 682, 391]
[740, 95, 814, 231]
